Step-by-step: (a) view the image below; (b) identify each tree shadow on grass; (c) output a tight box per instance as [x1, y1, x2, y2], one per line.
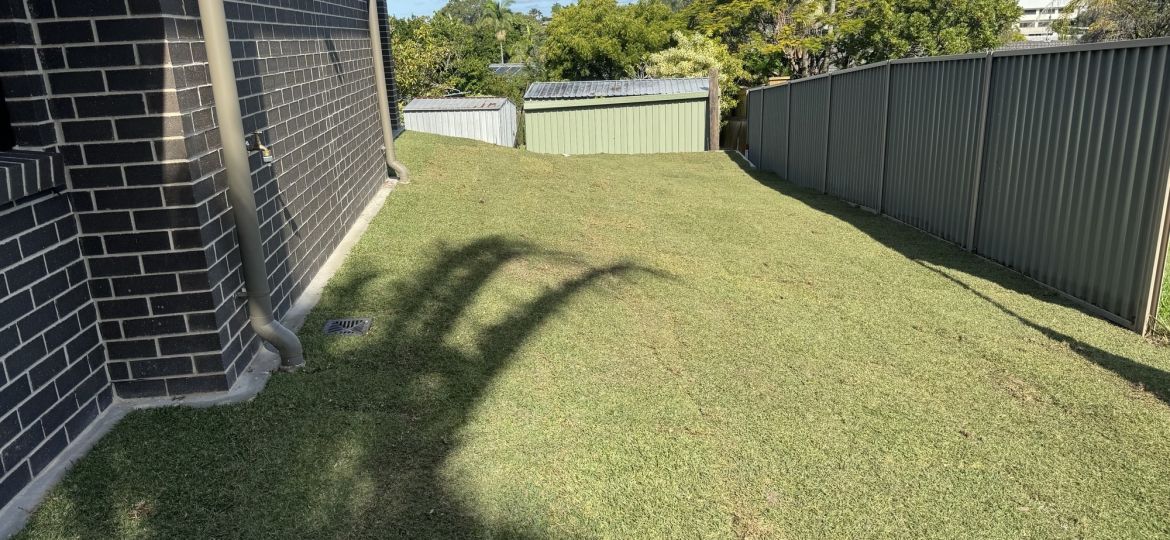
[727, 154, 1170, 407]
[23, 236, 665, 539]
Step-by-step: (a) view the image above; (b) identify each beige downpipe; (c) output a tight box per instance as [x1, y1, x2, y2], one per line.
[368, 0, 409, 183]
[197, 0, 304, 370]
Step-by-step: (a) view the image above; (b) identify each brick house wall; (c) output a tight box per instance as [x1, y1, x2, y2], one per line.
[205, 0, 387, 390]
[0, 0, 397, 509]
[0, 153, 110, 508]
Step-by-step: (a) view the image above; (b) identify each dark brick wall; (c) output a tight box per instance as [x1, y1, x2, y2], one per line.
[2, 0, 388, 399]
[0, 151, 110, 509]
[191, 0, 387, 388]
[0, 0, 56, 150]
[1, 0, 239, 399]
[0, 0, 391, 509]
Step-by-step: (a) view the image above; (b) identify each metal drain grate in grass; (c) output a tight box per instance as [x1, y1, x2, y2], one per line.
[323, 318, 372, 336]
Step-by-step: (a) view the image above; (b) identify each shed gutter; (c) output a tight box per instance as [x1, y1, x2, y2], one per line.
[523, 91, 708, 111]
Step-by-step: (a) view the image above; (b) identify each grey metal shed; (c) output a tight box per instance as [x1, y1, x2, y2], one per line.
[403, 97, 518, 147]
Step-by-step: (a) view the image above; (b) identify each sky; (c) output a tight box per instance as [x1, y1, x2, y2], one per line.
[388, 0, 562, 18]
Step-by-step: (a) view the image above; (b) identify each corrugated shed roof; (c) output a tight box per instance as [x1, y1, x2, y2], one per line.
[524, 78, 709, 100]
[403, 97, 511, 112]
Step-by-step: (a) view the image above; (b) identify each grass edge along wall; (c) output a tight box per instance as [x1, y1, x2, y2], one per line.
[747, 38, 1170, 335]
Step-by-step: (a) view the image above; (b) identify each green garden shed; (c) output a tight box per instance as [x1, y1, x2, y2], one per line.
[523, 78, 711, 155]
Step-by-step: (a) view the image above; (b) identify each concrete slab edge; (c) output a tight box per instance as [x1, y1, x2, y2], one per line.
[0, 180, 399, 538]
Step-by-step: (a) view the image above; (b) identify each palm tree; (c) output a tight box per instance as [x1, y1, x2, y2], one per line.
[482, 0, 514, 63]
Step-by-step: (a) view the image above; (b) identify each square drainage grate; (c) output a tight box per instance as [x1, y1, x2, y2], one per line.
[323, 318, 372, 336]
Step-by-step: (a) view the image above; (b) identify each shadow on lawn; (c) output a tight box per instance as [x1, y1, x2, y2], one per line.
[729, 154, 1170, 406]
[296, 236, 663, 537]
[30, 236, 660, 539]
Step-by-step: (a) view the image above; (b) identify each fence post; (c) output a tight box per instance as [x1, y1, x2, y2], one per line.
[785, 83, 792, 180]
[1136, 166, 1170, 334]
[757, 88, 766, 168]
[876, 61, 892, 214]
[708, 67, 720, 151]
[822, 72, 833, 193]
[966, 52, 995, 251]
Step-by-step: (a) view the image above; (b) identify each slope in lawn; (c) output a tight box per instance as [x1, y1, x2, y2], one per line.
[17, 132, 1170, 539]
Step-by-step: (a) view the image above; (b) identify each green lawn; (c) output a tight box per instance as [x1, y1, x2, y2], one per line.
[18, 132, 1170, 539]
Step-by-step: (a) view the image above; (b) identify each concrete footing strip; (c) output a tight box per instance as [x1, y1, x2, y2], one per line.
[0, 180, 398, 538]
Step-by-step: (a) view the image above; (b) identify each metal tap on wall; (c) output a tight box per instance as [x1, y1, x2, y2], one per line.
[245, 131, 274, 164]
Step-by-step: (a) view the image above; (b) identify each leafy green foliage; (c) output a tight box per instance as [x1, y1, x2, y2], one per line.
[390, 17, 457, 101]
[681, 0, 1019, 78]
[833, 0, 1021, 66]
[680, 0, 840, 77]
[1057, 0, 1170, 41]
[645, 31, 747, 117]
[543, 0, 678, 80]
[390, 1, 545, 103]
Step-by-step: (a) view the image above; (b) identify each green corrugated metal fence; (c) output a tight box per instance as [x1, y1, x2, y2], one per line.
[746, 38, 1170, 334]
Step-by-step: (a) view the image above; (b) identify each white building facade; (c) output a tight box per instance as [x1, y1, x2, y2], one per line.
[1018, 0, 1080, 41]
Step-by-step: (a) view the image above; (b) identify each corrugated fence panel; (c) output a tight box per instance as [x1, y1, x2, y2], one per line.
[745, 39, 1170, 332]
[976, 43, 1170, 326]
[760, 85, 789, 177]
[826, 67, 886, 209]
[884, 57, 985, 244]
[747, 90, 763, 164]
[788, 77, 830, 190]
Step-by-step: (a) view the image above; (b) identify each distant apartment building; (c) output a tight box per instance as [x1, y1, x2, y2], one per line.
[1018, 0, 1079, 41]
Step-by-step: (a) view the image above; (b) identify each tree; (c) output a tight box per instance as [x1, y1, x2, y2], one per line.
[681, 0, 839, 78]
[437, 0, 487, 24]
[390, 0, 552, 108]
[682, 0, 1019, 79]
[482, 0, 516, 63]
[645, 31, 748, 117]
[1057, 0, 1170, 41]
[544, 0, 678, 80]
[832, 0, 1021, 66]
[390, 17, 457, 100]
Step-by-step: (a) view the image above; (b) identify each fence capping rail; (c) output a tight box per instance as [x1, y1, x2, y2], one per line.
[747, 36, 1170, 95]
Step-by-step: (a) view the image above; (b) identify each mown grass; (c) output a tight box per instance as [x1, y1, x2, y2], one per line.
[18, 132, 1170, 539]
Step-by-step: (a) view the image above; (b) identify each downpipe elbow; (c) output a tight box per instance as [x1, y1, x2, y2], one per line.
[389, 160, 410, 184]
[252, 316, 304, 372]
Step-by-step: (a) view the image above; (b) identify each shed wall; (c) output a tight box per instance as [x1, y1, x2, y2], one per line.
[525, 98, 706, 154]
[404, 103, 517, 147]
